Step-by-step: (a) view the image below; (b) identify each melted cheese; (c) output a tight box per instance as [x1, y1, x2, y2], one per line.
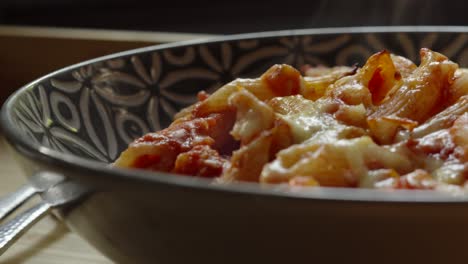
[116, 49, 468, 192]
[278, 108, 339, 144]
[269, 96, 346, 143]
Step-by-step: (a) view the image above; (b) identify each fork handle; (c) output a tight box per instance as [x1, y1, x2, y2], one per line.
[0, 202, 50, 255]
[0, 184, 36, 220]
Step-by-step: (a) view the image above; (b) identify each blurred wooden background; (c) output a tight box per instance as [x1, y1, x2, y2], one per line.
[0, 0, 466, 34]
[0, 26, 212, 104]
[1, 0, 468, 104]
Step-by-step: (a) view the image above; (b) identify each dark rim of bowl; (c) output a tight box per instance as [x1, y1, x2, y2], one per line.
[3, 26, 468, 203]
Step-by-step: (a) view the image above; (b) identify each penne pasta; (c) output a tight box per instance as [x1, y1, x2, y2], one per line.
[115, 48, 468, 192]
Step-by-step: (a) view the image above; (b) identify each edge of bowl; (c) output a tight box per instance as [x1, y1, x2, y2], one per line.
[3, 25, 468, 203]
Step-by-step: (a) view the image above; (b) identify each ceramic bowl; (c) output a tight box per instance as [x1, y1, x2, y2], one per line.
[3, 27, 468, 263]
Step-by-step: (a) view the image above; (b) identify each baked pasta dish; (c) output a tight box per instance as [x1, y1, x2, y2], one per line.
[114, 48, 468, 191]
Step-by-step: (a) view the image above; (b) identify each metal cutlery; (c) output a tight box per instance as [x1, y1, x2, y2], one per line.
[0, 172, 65, 220]
[0, 173, 88, 255]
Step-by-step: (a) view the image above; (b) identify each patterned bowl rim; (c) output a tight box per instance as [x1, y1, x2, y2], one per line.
[3, 26, 468, 203]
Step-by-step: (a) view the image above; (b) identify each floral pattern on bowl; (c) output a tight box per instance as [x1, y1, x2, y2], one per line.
[11, 29, 468, 162]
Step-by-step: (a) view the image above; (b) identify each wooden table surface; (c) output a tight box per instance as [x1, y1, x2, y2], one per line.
[0, 25, 214, 263]
[0, 135, 113, 264]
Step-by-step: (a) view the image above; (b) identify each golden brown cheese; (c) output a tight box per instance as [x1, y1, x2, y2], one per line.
[115, 48, 468, 193]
